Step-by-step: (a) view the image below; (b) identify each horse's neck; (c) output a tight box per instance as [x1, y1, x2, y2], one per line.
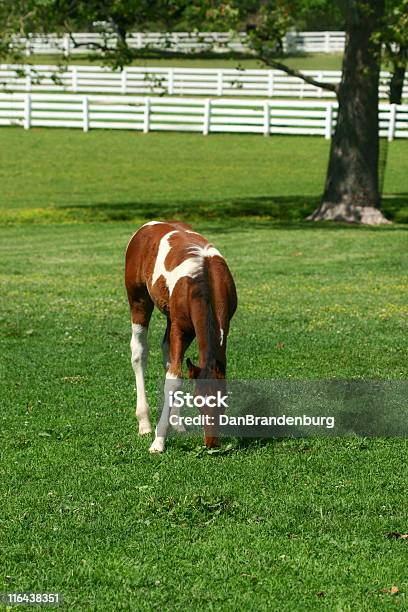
[193, 272, 226, 374]
[195, 300, 217, 370]
[189, 252, 234, 375]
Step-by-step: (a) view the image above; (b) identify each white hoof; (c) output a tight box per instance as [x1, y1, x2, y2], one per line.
[138, 421, 153, 436]
[149, 437, 165, 454]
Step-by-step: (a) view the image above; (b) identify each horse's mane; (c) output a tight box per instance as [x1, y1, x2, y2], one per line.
[188, 247, 221, 379]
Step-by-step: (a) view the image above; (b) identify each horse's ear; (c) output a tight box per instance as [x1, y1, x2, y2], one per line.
[186, 358, 201, 379]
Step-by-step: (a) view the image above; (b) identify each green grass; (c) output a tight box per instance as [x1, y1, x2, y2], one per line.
[0, 130, 407, 223]
[14, 52, 344, 71]
[1, 130, 408, 610]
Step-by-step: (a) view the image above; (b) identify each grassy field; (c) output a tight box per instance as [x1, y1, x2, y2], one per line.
[1, 130, 407, 223]
[1, 129, 408, 610]
[15, 52, 344, 71]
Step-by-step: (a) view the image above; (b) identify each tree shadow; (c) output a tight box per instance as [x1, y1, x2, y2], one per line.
[84, 48, 311, 64]
[382, 193, 408, 224]
[60, 192, 408, 230]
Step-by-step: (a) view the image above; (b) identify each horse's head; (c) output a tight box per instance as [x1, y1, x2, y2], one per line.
[186, 357, 225, 381]
[186, 357, 227, 448]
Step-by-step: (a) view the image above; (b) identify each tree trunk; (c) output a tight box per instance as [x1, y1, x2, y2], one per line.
[308, 0, 390, 225]
[389, 46, 407, 105]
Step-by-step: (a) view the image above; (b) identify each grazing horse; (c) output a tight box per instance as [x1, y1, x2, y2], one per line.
[125, 221, 237, 453]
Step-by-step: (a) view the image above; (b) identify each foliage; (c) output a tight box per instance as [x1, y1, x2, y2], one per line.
[381, 0, 408, 103]
[290, 0, 344, 30]
[0, 0, 405, 73]
[0, 0, 55, 61]
[382, 0, 408, 57]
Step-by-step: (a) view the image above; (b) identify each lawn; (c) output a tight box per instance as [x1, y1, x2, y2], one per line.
[15, 52, 344, 71]
[0, 130, 407, 223]
[1, 130, 408, 610]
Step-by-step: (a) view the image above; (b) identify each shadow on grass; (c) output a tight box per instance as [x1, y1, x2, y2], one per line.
[382, 193, 408, 223]
[123, 48, 310, 61]
[61, 193, 317, 222]
[167, 434, 283, 455]
[20, 49, 310, 65]
[59, 192, 408, 228]
[3, 193, 407, 229]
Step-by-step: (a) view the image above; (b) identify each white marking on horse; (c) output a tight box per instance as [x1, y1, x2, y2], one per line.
[152, 231, 204, 296]
[130, 323, 152, 435]
[187, 244, 223, 259]
[149, 370, 183, 453]
[220, 328, 224, 346]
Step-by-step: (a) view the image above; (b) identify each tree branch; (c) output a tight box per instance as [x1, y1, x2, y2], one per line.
[260, 54, 339, 94]
[68, 31, 114, 53]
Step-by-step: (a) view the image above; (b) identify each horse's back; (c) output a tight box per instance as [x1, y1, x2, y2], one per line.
[125, 221, 208, 285]
[126, 222, 174, 284]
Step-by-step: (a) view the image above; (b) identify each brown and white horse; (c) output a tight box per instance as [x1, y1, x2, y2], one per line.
[125, 221, 237, 453]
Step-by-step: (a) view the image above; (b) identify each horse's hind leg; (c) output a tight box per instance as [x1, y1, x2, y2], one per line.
[161, 318, 171, 372]
[128, 284, 154, 435]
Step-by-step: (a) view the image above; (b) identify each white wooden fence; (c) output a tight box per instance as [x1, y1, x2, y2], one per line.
[2, 65, 407, 101]
[17, 32, 245, 56]
[14, 31, 346, 56]
[0, 93, 406, 140]
[286, 31, 345, 53]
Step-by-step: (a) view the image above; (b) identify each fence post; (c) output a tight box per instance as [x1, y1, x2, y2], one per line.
[23, 94, 32, 129]
[63, 33, 70, 57]
[325, 32, 330, 53]
[285, 31, 296, 53]
[324, 103, 333, 139]
[168, 68, 174, 95]
[263, 101, 270, 136]
[203, 99, 211, 135]
[82, 96, 89, 132]
[121, 68, 127, 94]
[72, 66, 78, 92]
[267, 71, 274, 97]
[143, 97, 151, 133]
[25, 66, 32, 92]
[387, 103, 397, 141]
[217, 70, 223, 96]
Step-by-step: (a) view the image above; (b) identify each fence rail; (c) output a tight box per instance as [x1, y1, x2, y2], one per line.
[2, 65, 407, 101]
[12, 31, 347, 56]
[0, 93, 406, 140]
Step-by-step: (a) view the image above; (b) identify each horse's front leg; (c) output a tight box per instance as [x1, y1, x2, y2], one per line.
[129, 290, 153, 436]
[149, 326, 192, 454]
